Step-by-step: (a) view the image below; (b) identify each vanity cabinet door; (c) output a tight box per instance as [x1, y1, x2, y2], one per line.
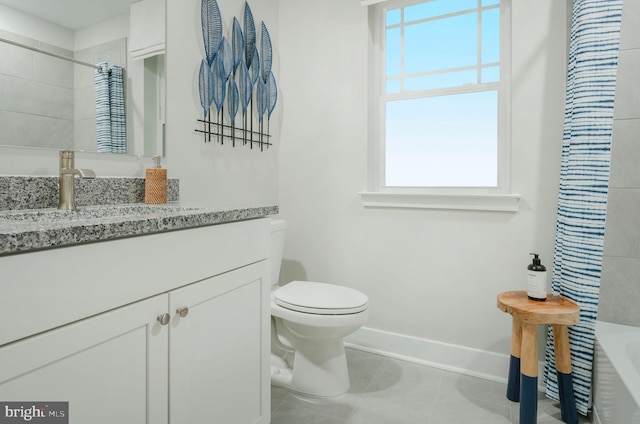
[0, 294, 169, 424]
[168, 261, 270, 424]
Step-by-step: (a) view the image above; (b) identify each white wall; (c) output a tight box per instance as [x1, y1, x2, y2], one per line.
[0, 0, 280, 212]
[0, 4, 73, 49]
[277, 0, 567, 379]
[165, 0, 279, 209]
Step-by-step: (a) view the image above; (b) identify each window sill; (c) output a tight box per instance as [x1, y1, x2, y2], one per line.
[359, 192, 521, 212]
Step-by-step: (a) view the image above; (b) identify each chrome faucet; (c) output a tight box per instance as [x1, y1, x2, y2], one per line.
[58, 150, 96, 210]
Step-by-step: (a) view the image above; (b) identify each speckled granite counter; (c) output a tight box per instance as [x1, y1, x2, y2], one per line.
[0, 203, 278, 256]
[0, 176, 180, 210]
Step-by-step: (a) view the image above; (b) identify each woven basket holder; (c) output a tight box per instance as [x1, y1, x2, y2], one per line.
[145, 169, 167, 204]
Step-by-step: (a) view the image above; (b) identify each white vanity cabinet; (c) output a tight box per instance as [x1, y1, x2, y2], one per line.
[169, 261, 269, 423]
[0, 218, 271, 424]
[0, 294, 169, 423]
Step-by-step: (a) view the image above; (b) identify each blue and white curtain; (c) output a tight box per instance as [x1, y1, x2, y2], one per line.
[543, 0, 623, 416]
[95, 62, 126, 154]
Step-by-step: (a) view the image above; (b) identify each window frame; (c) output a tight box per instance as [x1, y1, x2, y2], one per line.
[362, 0, 519, 211]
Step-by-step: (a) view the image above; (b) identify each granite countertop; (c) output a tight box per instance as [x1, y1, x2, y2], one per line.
[0, 203, 278, 256]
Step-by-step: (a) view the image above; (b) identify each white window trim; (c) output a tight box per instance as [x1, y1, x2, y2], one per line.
[361, 0, 387, 6]
[363, 0, 519, 212]
[359, 191, 520, 211]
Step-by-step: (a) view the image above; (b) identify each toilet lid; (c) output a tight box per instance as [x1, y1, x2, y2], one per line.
[274, 281, 368, 315]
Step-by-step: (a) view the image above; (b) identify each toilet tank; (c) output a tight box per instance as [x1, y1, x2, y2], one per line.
[270, 219, 287, 286]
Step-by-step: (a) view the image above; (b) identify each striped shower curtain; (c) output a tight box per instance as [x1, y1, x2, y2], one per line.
[543, 0, 623, 416]
[95, 62, 127, 154]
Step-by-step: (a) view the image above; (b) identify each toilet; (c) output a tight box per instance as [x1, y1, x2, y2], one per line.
[270, 219, 369, 397]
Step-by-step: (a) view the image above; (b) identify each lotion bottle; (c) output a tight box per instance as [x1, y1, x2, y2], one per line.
[145, 155, 167, 204]
[527, 253, 547, 301]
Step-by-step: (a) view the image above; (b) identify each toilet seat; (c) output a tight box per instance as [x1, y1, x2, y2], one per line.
[273, 281, 368, 315]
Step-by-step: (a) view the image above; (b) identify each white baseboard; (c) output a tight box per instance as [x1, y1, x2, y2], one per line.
[345, 326, 546, 386]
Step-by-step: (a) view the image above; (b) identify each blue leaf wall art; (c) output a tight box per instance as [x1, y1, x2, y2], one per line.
[219, 37, 233, 82]
[250, 46, 260, 85]
[238, 63, 252, 116]
[199, 59, 214, 114]
[232, 18, 244, 75]
[227, 78, 240, 145]
[211, 54, 226, 143]
[243, 2, 256, 68]
[195, 1, 277, 150]
[256, 77, 269, 150]
[267, 71, 277, 119]
[260, 22, 272, 84]
[201, 0, 222, 65]
[198, 58, 215, 141]
[238, 62, 252, 144]
[212, 56, 226, 111]
[256, 78, 267, 123]
[266, 71, 277, 145]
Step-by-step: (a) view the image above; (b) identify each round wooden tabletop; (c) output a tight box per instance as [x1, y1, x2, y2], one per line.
[497, 291, 580, 326]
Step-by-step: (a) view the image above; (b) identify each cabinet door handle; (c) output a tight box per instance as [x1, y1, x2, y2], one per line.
[157, 313, 171, 325]
[176, 306, 189, 318]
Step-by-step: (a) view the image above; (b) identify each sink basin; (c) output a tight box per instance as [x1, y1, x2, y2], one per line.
[0, 204, 205, 223]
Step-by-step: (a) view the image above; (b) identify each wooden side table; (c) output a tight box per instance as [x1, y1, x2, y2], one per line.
[497, 291, 580, 424]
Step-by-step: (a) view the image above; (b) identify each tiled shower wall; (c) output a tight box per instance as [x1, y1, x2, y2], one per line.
[598, 0, 640, 326]
[0, 30, 126, 153]
[0, 29, 74, 150]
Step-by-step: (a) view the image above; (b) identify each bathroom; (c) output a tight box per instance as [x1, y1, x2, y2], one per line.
[0, 0, 638, 423]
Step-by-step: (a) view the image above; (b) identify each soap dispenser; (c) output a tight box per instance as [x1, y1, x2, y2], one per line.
[527, 253, 547, 301]
[145, 155, 167, 204]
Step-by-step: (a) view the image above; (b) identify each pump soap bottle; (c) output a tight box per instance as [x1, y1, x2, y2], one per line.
[145, 155, 167, 204]
[527, 253, 547, 301]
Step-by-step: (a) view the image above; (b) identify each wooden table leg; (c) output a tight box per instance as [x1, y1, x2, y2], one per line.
[553, 324, 578, 424]
[520, 322, 538, 424]
[507, 318, 522, 401]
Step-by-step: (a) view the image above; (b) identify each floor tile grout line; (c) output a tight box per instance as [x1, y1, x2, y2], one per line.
[424, 369, 444, 424]
[344, 354, 387, 421]
[271, 390, 290, 415]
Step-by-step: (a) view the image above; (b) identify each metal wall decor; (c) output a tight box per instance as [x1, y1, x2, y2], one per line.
[196, 0, 277, 150]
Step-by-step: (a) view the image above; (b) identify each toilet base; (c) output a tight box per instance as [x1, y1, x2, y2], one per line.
[269, 298, 368, 397]
[270, 342, 350, 397]
[270, 353, 294, 387]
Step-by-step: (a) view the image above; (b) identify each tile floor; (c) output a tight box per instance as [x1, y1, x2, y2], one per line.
[271, 348, 593, 424]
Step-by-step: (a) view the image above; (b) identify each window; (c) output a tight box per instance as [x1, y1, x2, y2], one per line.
[363, 0, 518, 211]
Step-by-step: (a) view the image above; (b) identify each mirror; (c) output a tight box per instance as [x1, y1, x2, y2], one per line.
[0, 0, 165, 157]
